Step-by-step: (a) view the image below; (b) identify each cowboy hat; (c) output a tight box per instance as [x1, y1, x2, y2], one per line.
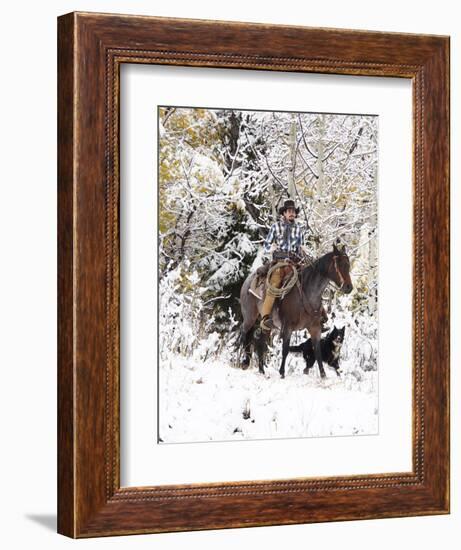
[278, 199, 300, 216]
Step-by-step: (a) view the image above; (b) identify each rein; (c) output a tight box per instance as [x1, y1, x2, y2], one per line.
[331, 255, 345, 290]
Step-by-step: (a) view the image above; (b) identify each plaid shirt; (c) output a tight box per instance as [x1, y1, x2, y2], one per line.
[264, 220, 305, 255]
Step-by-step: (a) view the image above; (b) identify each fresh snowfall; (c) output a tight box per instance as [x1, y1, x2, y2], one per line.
[157, 106, 379, 443]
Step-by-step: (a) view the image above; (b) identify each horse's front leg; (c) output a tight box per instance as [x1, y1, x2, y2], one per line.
[279, 329, 292, 379]
[311, 326, 326, 378]
[303, 353, 315, 375]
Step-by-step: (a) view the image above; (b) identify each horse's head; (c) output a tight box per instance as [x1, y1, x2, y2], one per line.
[327, 244, 353, 294]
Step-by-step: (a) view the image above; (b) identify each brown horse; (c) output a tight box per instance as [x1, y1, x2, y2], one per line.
[239, 244, 353, 378]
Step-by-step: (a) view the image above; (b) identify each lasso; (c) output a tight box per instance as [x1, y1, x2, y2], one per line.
[265, 260, 299, 299]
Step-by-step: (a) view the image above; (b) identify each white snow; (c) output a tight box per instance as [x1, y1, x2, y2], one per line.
[158, 339, 378, 444]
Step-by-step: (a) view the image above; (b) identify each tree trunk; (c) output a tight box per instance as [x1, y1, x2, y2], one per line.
[288, 114, 297, 198]
[314, 114, 326, 251]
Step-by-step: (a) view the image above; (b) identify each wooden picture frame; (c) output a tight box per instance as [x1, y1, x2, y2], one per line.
[57, 12, 450, 538]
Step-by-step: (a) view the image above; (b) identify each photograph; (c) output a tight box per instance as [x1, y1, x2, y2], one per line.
[0, 1, 450, 543]
[157, 106, 379, 443]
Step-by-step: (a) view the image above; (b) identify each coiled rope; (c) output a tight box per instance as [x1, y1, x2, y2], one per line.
[265, 260, 299, 299]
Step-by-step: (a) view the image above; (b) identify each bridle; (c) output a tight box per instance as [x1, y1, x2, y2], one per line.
[330, 254, 347, 290]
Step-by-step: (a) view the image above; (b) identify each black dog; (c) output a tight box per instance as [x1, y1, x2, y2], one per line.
[288, 326, 346, 377]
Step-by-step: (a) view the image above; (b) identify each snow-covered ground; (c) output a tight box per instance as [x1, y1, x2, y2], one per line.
[158, 336, 378, 444]
[157, 106, 380, 444]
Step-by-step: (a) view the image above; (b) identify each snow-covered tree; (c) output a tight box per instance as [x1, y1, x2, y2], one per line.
[158, 106, 378, 346]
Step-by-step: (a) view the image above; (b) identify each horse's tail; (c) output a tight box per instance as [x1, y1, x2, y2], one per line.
[237, 325, 245, 348]
[231, 324, 253, 370]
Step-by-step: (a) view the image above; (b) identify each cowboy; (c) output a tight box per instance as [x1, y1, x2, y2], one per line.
[260, 199, 311, 332]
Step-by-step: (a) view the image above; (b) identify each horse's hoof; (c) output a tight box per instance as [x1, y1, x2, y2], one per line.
[303, 368, 310, 375]
[241, 362, 250, 370]
[280, 373, 285, 379]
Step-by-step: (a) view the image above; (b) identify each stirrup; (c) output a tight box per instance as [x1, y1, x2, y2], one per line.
[260, 315, 274, 332]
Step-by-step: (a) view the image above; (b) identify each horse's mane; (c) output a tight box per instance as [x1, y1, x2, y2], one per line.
[300, 251, 333, 286]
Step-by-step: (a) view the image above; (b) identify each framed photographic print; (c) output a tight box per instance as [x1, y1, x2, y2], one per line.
[57, 12, 450, 538]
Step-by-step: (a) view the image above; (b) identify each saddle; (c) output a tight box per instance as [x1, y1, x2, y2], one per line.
[249, 266, 267, 300]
